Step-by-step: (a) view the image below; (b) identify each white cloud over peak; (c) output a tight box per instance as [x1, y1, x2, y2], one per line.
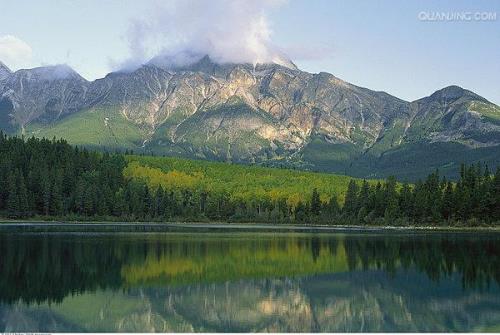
[118, 0, 291, 71]
[0, 35, 33, 69]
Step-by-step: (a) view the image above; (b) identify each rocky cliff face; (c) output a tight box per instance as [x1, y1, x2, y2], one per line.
[0, 62, 11, 83]
[0, 65, 89, 128]
[0, 56, 498, 179]
[406, 85, 500, 147]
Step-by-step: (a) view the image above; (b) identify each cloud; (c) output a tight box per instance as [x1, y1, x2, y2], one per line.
[117, 0, 292, 71]
[0, 35, 33, 69]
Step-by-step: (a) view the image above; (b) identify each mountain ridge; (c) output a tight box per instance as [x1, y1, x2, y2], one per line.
[0, 55, 498, 180]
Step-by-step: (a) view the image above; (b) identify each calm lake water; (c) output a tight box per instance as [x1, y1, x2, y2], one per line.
[0, 228, 499, 332]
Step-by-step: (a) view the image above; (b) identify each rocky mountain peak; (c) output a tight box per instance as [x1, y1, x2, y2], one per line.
[270, 56, 298, 71]
[0, 61, 12, 82]
[428, 85, 486, 103]
[12, 64, 86, 82]
[175, 55, 235, 76]
[148, 52, 298, 77]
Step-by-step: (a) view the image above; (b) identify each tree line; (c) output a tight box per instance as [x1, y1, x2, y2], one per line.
[339, 164, 500, 226]
[0, 133, 498, 225]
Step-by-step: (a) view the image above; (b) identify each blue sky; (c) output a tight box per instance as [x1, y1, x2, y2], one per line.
[0, 0, 499, 104]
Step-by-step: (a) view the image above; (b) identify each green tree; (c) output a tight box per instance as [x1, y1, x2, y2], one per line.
[17, 172, 29, 216]
[6, 171, 19, 218]
[50, 174, 64, 216]
[398, 183, 413, 218]
[310, 188, 321, 216]
[294, 201, 307, 222]
[343, 180, 359, 216]
[325, 195, 341, 219]
[441, 182, 454, 220]
[358, 180, 370, 211]
[384, 177, 399, 222]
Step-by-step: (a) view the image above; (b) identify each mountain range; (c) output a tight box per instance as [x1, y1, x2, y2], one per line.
[0, 56, 499, 180]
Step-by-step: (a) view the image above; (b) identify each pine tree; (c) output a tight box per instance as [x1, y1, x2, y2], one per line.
[384, 177, 399, 222]
[310, 188, 321, 216]
[294, 201, 307, 222]
[6, 171, 19, 218]
[152, 186, 165, 218]
[17, 172, 29, 217]
[142, 184, 152, 218]
[83, 186, 95, 216]
[492, 168, 500, 221]
[50, 174, 64, 216]
[343, 180, 359, 216]
[372, 182, 385, 217]
[0, 160, 11, 210]
[412, 181, 427, 220]
[72, 178, 85, 215]
[325, 195, 341, 218]
[358, 180, 370, 211]
[425, 171, 442, 221]
[112, 189, 127, 217]
[457, 188, 472, 221]
[441, 182, 454, 220]
[96, 189, 109, 216]
[35, 166, 50, 215]
[398, 183, 413, 218]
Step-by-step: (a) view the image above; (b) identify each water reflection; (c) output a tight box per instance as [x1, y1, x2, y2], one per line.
[0, 231, 499, 331]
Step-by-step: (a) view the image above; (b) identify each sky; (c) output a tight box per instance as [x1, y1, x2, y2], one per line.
[0, 0, 499, 104]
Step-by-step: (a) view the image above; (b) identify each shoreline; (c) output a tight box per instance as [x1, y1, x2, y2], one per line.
[0, 220, 499, 233]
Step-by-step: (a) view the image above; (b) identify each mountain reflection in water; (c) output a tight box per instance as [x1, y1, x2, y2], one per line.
[0, 231, 499, 332]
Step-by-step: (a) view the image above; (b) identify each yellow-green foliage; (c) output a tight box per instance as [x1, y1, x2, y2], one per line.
[120, 234, 349, 286]
[125, 155, 372, 206]
[124, 161, 204, 190]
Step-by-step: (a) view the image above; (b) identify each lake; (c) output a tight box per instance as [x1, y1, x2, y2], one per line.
[0, 227, 499, 332]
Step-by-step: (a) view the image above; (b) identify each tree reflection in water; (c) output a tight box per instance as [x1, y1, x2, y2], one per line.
[0, 231, 499, 332]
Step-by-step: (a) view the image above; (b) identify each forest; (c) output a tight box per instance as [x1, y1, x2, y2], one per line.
[0, 133, 499, 226]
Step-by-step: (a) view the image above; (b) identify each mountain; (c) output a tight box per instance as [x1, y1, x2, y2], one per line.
[0, 61, 11, 83]
[0, 56, 499, 180]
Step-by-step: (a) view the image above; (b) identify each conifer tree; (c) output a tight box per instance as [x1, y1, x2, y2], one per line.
[17, 172, 29, 217]
[325, 195, 341, 218]
[6, 171, 19, 218]
[295, 201, 307, 222]
[50, 174, 64, 216]
[310, 188, 321, 216]
[441, 182, 454, 220]
[357, 180, 370, 213]
[398, 183, 413, 218]
[343, 180, 359, 216]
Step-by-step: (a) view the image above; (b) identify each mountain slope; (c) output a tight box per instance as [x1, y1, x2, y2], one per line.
[298, 85, 500, 179]
[0, 56, 498, 180]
